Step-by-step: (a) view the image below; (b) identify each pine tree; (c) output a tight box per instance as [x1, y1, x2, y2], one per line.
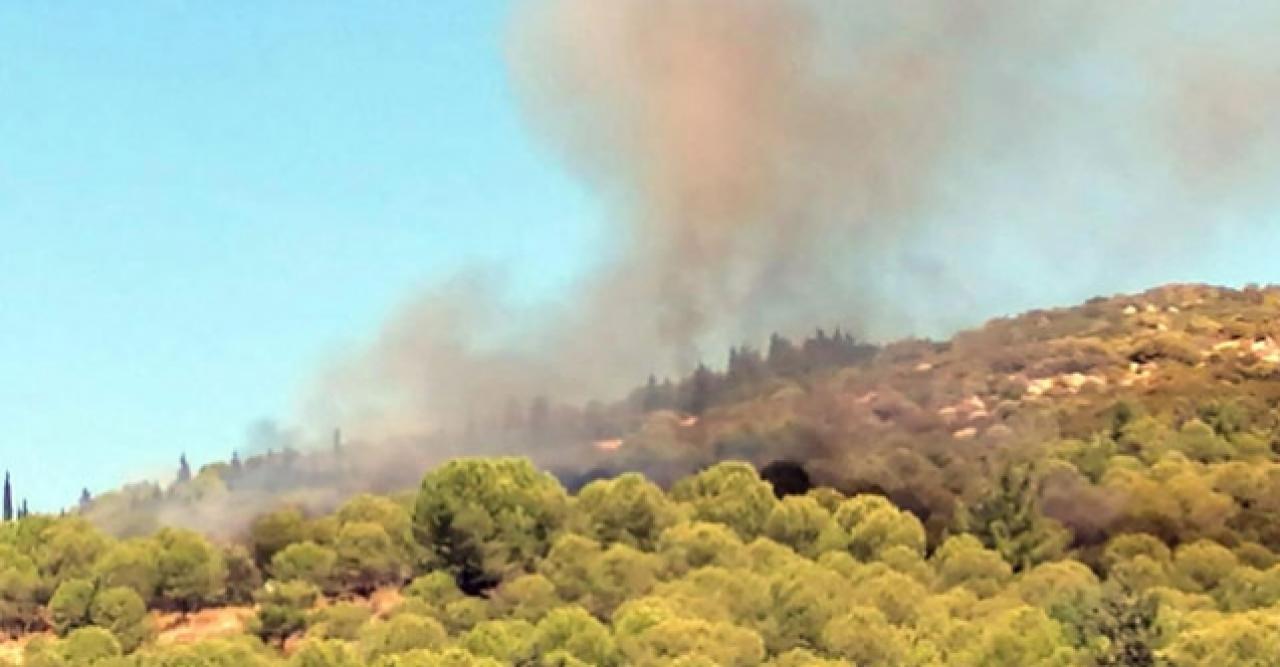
[2, 472, 11, 522]
[642, 374, 661, 412]
[177, 454, 192, 484]
[1090, 589, 1158, 666]
[960, 461, 1071, 571]
[727, 345, 765, 387]
[767, 333, 801, 376]
[685, 363, 716, 416]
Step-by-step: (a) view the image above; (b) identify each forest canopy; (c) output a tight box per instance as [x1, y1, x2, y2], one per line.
[10, 284, 1280, 665]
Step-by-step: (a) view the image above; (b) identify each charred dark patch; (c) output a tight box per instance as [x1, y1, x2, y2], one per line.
[760, 460, 813, 498]
[554, 466, 617, 493]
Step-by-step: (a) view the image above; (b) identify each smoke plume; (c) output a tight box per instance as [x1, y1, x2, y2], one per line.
[303, 0, 1280, 448]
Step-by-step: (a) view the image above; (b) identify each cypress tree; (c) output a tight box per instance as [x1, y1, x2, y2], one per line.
[79, 488, 91, 509]
[642, 374, 661, 412]
[686, 363, 715, 416]
[2, 472, 11, 522]
[177, 454, 192, 484]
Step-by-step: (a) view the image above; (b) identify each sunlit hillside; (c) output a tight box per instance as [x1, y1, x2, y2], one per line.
[0, 284, 1277, 664]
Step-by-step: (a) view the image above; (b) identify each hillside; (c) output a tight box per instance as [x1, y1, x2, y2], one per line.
[79, 281, 1280, 557]
[8, 283, 1280, 665]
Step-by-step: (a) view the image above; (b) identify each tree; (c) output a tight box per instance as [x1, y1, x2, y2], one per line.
[48, 578, 95, 636]
[670, 462, 778, 539]
[641, 375, 663, 413]
[289, 638, 363, 667]
[957, 606, 1078, 666]
[1173, 419, 1234, 463]
[359, 614, 448, 662]
[727, 345, 766, 388]
[538, 536, 660, 618]
[1171, 540, 1238, 594]
[931, 534, 1013, 598]
[834, 496, 926, 560]
[3, 472, 11, 522]
[59, 626, 122, 665]
[271, 542, 337, 592]
[176, 454, 192, 485]
[138, 638, 277, 667]
[0, 547, 41, 634]
[684, 364, 716, 416]
[223, 544, 263, 605]
[1160, 609, 1280, 666]
[657, 522, 747, 575]
[761, 565, 850, 652]
[763, 495, 846, 558]
[250, 507, 309, 566]
[250, 580, 319, 645]
[35, 518, 110, 588]
[570, 473, 681, 550]
[488, 573, 561, 623]
[89, 586, 152, 652]
[335, 522, 406, 594]
[412, 458, 568, 593]
[767, 334, 802, 376]
[613, 604, 762, 667]
[1013, 561, 1102, 644]
[309, 602, 373, 641]
[92, 539, 161, 604]
[462, 619, 536, 663]
[336, 494, 416, 564]
[820, 607, 912, 667]
[404, 570, 465, 607]
[527, 606, 619, 666]
[1088, 588, 1157, 667]
[154, 528, 227, 612]
[958, 462, 1070, 571]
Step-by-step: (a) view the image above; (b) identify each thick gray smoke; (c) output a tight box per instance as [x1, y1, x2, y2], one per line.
[303, 0, 1280, 448]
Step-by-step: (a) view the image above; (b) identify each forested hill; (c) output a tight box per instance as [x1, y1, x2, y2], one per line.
[6, 282, 1280, 664]
[82, 282, 1280, 545]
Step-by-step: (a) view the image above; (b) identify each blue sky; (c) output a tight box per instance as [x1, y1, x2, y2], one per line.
[3, 2, 1280, 512]
[0, 2, 603, 510]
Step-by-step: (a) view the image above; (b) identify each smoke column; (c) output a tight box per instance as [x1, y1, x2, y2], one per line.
[305, 0, 1280, 447]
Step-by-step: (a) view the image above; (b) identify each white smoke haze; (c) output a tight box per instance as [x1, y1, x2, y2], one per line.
[297, 0, 1280, 450]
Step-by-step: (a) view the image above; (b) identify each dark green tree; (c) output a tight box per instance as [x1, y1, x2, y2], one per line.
[412, 458, 568, 594]
[1089, 588, 1158, 667]
[684, 364, 716, 417]
[959, 462, 1070, 572]
[3, 472, 12, 522]
[176, 454, 192, 485]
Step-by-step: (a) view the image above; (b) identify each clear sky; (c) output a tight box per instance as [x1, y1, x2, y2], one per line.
[0, 2, 603, 510]
[3, 2, 1280, 512]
